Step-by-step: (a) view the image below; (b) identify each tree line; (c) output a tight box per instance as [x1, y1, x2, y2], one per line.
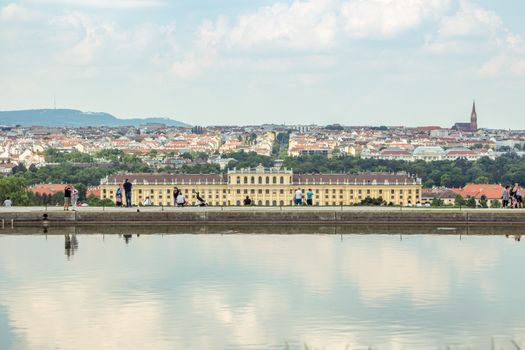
[2, 149, 524, 206]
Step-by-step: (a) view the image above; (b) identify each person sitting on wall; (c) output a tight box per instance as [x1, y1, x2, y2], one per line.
[196, 192, 207, 207]
[176, 192, 186, 207]
[243, 196, 252, 205]
[143, 197, 153, 206]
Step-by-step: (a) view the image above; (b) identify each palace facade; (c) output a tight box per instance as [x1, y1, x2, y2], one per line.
[100, 165, 422, 206]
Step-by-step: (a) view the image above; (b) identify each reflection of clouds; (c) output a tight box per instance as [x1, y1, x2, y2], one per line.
[0, 234, 523, 350]
[343, 237, 500, 305]
[196, 235, 502, 307]
[2, 284, 173, 350]
[196, 235, 338, 293]
[189, 288, 268, 348]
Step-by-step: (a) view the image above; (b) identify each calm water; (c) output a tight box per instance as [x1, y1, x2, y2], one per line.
[0, 226, 524, 350]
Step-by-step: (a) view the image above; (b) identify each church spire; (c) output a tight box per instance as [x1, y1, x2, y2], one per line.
[470, 100, 478, 132]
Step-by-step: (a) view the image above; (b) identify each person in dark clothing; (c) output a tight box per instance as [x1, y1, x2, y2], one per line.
[64, 185, 72, 211]
[173, 186, 180, 206]
[196, 192, 207, 206]
[243, 196, 252, 205]
[123, 179, 132, 208]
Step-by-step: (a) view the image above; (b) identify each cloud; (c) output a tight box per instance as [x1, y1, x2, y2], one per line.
[229, 0, 338, 49]
[26, 0, 166, 9]
[421, 0, 525, 77]
[0, 3, 34, 21]
[340, 0, 451, 38]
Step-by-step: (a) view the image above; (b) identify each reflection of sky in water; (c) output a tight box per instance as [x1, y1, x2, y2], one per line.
[0, 233, 524, 349]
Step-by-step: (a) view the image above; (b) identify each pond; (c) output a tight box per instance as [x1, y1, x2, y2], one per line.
[0, 225, 524, 349]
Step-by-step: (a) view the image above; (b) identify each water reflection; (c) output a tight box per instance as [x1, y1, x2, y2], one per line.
[0, 226, 524, 350]
[64, 234, 78, 259]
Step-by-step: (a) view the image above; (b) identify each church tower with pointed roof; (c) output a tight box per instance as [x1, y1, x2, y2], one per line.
[470, 101, 478, 132]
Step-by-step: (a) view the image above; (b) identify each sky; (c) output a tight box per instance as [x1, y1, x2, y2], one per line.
[0, 0, 524, 128]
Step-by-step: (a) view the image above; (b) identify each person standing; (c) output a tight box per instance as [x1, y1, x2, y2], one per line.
[123, 179, 132, 208]
[3, 197, 12, 207]
[294, 188, 303, 206]
[511, 183, 519, 208]
[64, 185, 72, 211]
[115, 184, 123, 207]
[502, 185, 510, 208]
[516, 184, 523, 208]
[71, 187, 79, 209]
[306, 188, 314, 206]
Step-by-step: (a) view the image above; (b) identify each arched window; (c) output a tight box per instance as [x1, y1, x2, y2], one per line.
[258, 176, 262, 184]
[244, 176, 248, 184]
[236, 177, 241, 184]
[236, 200, 241, 206]
[273, 176, 277, 184]
[279, 200, 284, 206]
[258, 200, 262, 206]
[266, 177, 270, 184]
[251, 176, 255, 184]
[265, 200, 270, 206]
[280, 176, 284, 184]
[272, 200, 277, 206]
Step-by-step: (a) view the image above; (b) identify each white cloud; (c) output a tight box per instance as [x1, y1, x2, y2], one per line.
[229, 0, 338, 49]
[340, 0, 451, 38]
[422, 0, 525, 77]
[27, 0, 165, 9]
[0, 3, 34, 21]
[438, 0, 502, 38]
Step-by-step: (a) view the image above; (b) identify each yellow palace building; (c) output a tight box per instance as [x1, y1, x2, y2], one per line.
[100, 165, 422, 206]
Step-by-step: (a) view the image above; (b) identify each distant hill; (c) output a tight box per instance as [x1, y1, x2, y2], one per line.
[0, 109, 190, 127]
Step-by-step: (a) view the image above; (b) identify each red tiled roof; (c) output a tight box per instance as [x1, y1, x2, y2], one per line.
[453, 184, 503, 200]
[30, 184, 68, 195]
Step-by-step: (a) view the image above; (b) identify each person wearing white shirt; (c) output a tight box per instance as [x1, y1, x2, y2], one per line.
[3, 197, 12, 207]
[176, 193, 186, 207]
[143, 197, 153, 206]
[294, 189, 303, 206]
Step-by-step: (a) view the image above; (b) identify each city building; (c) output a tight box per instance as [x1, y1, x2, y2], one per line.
[451, 184, 503, 207]
[100, 166, 422, 206]
[452, 101, 478, 132]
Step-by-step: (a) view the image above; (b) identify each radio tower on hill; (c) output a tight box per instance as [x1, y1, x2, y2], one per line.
[470, 101, 478, 132]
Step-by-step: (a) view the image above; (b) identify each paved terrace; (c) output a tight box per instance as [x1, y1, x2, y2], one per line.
[0, 206, 524, 226]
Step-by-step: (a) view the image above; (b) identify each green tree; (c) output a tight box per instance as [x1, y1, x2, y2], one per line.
[466, 197, 477, 208]
[454, 195, 466, 207]
[85, 194, 114, 207]
[479, 194, 488, 208]
[475, 175, 490, 184]
[490, 199, 502, 208]
[431, 198, 444, 207]
[0, 176, 33, 206]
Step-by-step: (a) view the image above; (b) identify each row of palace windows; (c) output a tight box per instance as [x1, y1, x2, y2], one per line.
[233, 176, 291, 185]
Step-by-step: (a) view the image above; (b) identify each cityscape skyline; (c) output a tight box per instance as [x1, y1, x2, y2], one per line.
[1, 0, 524, 128]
